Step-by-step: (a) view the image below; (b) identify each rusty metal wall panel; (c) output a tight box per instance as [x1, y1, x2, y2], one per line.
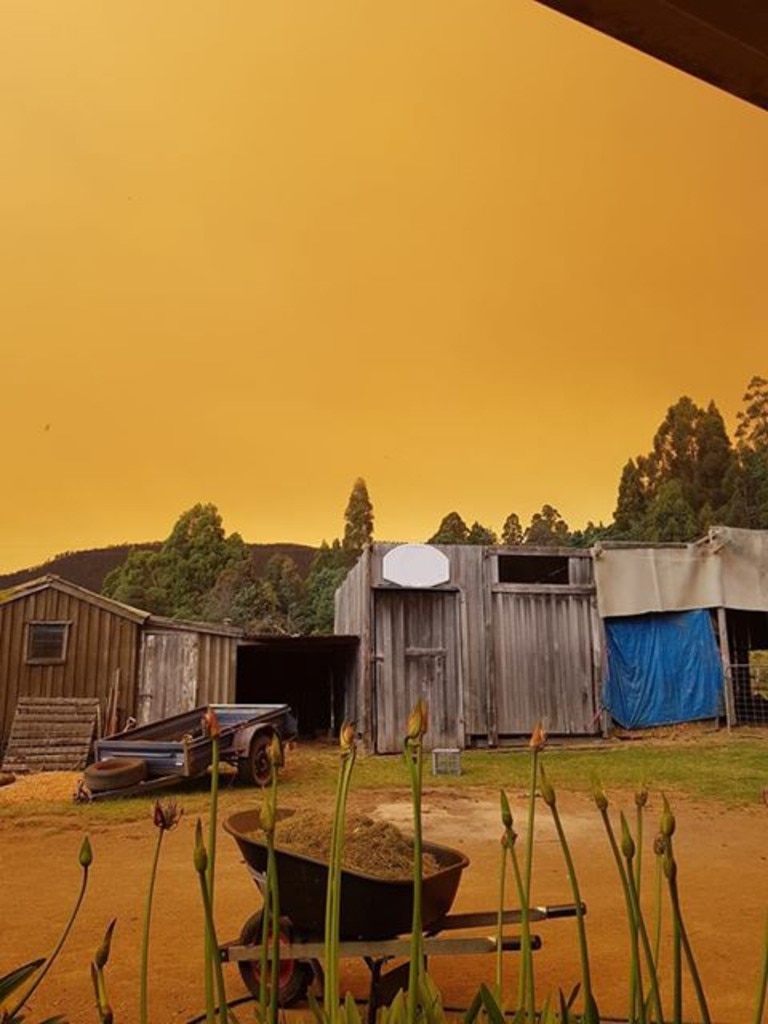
[491, 590, 599, 736]
[0, 590, 140, 753]
[373, 590, 464, 753]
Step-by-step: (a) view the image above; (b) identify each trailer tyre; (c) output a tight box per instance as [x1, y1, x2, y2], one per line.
[238, 732, 276, 787]
[237, 911, 313, 1006]
[84, 757, 148, 793]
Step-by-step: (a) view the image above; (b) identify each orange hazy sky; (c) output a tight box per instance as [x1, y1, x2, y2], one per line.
[2, 2, 767, 574]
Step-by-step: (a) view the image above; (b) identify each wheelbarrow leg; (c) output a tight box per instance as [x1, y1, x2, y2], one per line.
[364, 957, 410, 1024]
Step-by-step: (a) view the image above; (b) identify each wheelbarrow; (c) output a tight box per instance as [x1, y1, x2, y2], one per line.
[222, 809, 583, 1015]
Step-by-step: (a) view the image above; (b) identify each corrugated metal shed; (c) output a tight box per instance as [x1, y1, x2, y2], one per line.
[335, 543, 602, 753]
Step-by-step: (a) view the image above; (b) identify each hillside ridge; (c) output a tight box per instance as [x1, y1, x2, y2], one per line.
[0, 542, 318, 596]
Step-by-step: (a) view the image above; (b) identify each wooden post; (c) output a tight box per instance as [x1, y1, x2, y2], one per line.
[716, 607, 735, 731]
[482, 549, 498, 747]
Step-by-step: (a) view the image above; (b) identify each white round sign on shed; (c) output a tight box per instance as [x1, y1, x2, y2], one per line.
[382, 544, 450, 588]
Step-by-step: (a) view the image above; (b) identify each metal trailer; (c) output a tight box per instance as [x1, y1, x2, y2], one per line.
[221, 809, 583, 1019]
[85, 703, 297, 796]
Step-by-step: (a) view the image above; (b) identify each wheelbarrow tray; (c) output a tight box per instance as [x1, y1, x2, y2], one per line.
[224, 809, 469, 941]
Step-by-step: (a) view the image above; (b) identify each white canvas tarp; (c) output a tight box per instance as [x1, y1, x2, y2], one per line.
[593, 526, 768, 618]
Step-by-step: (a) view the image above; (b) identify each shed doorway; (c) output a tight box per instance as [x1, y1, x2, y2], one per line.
[235, 636, 358, 739]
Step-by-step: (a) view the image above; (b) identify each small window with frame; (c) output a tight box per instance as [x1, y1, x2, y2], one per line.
[26, 621, 71, 664]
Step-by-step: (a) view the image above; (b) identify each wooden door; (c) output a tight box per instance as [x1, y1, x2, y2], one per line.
[137, 632, 199, 724]
[373, 590, 463, 752]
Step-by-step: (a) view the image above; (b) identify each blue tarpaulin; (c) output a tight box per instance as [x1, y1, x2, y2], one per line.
[603, 610, 723, 729]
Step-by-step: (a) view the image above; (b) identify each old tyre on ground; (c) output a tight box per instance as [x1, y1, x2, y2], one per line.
[238, 731, 277, 787]
[237, 911, 313, 1006]
[83, 756, 148, 793]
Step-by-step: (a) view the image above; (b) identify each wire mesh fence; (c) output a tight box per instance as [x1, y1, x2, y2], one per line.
[729, 661, 768, 727]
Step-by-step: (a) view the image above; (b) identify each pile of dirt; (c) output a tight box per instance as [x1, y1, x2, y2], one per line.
[258, 809, 442, 880]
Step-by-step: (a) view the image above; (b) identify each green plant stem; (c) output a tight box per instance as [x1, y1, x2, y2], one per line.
[140, 828, 165, 1024]
[506, 830, 529, 1018]
[520, 746, 539, 1021]
[666, 862, 712, 1024]
[652, 851, 664, 974]
[259, 853, 270, 1015]
[752, 912, 768, 1024]
[635, 802, 644, 895]
[547, 803, 597, 1023]
[324, 741, 356, 1024]
[624, 846, 664, 1024]
[495, 836, 508, 1000]
[268, 764, 281, 1024]
[598, 807, 643, 1024]
[7, 862, 89, 1020]
[406, 737, 425, 1023]
[196, 858, 234, 1024]
[204, 733, 221, 1020]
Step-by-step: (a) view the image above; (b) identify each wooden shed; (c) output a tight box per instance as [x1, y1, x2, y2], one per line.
[0, 575, 243, 760]
[335, 543, 602, 753]
[0, 576, 146, 757]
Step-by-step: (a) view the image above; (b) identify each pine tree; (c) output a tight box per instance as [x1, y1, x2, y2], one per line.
[500, 513, 524, 546]
[342, 478, 374, 563]
[523, 505, 570, 546]
[467, 521, 498, 545]
[428, 512, 470, 544]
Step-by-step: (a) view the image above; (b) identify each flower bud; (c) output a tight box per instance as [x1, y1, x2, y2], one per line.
[653, 833, 667, 857]
[635, 783, 649, 809]
[660, 793, 676, 838]
[153, 799, 182, 831]
[79, 835, 93, 870]
[203, 707, 221, 738]
[500, 790, 513, 830]
[591, 780, 609, 813]
[94, 918, 116, 970]
[529, 722, 546, 751]
[406, 700, 428, 741]
[501, 824, 518, 849]
[539, 765, 556, 808]
[193, 819, 208, 874]
[620, 812, 635, 861]
[339, 720, 356, 754]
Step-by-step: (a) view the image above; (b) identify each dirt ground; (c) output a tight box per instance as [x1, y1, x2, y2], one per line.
[1, 759, 766, 1024]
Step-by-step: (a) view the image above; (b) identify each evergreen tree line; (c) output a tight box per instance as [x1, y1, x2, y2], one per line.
[102, 376, 768, 633]
[102, 479, 374, 635]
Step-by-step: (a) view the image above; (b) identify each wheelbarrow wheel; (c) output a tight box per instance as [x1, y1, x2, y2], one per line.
[237, 911, 313, 1006]
[238, 732, 277, 787]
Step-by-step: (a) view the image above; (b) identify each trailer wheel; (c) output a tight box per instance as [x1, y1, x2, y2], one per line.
[83, 757, 148, 793]
[236, 911, 313, 1006]
[238, 732, 276, 787]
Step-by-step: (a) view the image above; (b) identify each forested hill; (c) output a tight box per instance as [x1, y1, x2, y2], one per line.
[0, 542, 318, 596]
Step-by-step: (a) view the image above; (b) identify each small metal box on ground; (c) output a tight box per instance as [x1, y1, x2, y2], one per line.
[431, 747, 462, 776]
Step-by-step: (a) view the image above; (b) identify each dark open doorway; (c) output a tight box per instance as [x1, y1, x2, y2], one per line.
[235, 635, 358, 739]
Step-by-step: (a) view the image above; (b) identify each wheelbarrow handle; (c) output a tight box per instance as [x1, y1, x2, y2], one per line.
[536, 902, 587, 919]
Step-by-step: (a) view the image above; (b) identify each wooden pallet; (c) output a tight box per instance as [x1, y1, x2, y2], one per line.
[1, 697, 100, 773]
